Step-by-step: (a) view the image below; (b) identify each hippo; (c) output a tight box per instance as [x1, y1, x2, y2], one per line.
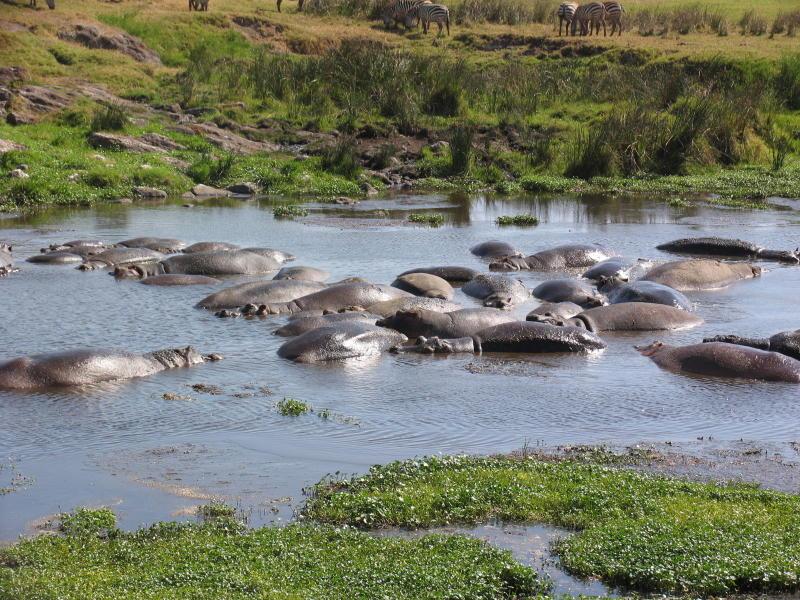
[79, 248, 164, 270]
[0, 346, 222, 390]
[27, 251, 84, 265]
[241, 248, 296, 263]
[115, 250, 281, 278]
[253, 283, 412, 315]
[583, 259, 630, 281]
[141, 274, 221, 286]
[490, 244, 617, 272]
[532, 279, 605, 308]
[703, 330, 800, 361]
[377, 308, 516, 338]
[600, 280, 693, 311]
[0, 244, 14, 276]
[277, 322, 407, 362]
[391, 273, 454, 300]
[197, 279, 326, 310]
[397, 266, 478, 283]
[119, 237, 187, 253]
[462, 274, 529, 309]
[470, 240, 520, 258]
[551, 303, 703, 332]
[526, 302, 584, 322]
[657, 237, 799, 264]
[392, 321, 607, 354]
[642, 260, 761, 291]
[273, 266, 330, 282]
[183, 242, 240, 254]
[637, 341, 800, 383]
[45, 240, 106, 253]
[367, 297, 462, 318]
[275, 312, 381, 337]
[52, 245, 105, 259]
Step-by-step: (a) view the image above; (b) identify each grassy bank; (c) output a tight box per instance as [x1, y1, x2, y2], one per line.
[306, 455, 800, 595]
[0, 507, 544, 599]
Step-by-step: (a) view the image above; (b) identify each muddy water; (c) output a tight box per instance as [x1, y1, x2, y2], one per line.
[1, 194, 799, 556]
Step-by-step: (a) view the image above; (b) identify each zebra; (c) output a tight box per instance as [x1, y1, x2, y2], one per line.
[571, 1, 605, 36]
[555, 2, 579, 36]
[29, 0, 56, 8]
[603, 1, 624, 35]
[383, 0, 430, 29]
[189, 0, 208, 10]
[276, 0, 304, 12]
[404, 2, 449, 34]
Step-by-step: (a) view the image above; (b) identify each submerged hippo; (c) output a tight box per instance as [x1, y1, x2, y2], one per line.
[367, 297, 462, 318]
[470, 240, 520, 258]
[532, 279, 605, 308]
[254, 283, 412, 315]
[642, 260, 760, 291]
[0, 347, 222, 390]
[462, 274, 529, 309]
[197, 279, 326, 310]
[0, 244, 14, 276]
[141, 274, 221, 286]
[119, 237, 187, 253]
[27, 250, 84, 265]
[526, 302, 584, 322]
[551, 303, 703, 332]
[391, 273, 454, 300]
[704, 330, 800, 360]
[637, 341, 800, 383]
[183, 242, 240, 254]
[273, 266, 330, 282]
[116, 250, 281, 278]
[275, 312, 380, 337]
[241, 247, 295, 263]
[79, 248, 164, 270]
[277, 322, 407, 362]
[377, 308, 516, 338]
[49, 239, 107, 250]
[490, 244, 617, 272]
[601, 280, 693, 311]
[583, 259, 630, 281]
[398, 266, 478, 283]
[392, 321, 607, 354]
[657, 237, 799, 264]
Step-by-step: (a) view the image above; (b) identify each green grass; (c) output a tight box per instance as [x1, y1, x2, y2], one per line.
[495, 214, 539, 226]
[276, 397, 311, 415]
[0, 508, 545, 600]
[407, 213, 445, 226]
[305, 455, 800, 596]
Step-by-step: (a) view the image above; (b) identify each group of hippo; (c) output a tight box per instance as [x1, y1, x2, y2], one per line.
[1, 234, 799, 390]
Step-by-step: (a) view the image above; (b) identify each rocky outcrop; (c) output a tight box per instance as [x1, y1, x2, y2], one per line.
[171, 122, 278, 155]
[226, 182, 260, 195]
[5, 86, 72, 125]
[58, 24, 161, 65]
[87, 132, 185, 153]
[133, 186, 167, 199]
[186, 184, 231, 198]
[0, 139, 25, 154]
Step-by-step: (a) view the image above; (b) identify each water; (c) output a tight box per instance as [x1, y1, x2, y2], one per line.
[1, 192, 799, 569]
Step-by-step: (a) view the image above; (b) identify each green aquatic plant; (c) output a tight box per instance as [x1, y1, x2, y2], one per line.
[272, 204, 309, 219]
[197, 502, 235, 520]
[59, 508, 117, 538]
[495, 214, 539, 226]
[407, 213, 445, 226]
[276, 397, 311, 416]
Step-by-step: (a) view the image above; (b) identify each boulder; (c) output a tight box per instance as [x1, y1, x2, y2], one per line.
[87, 132, 183, 153]
[0, 139, 24, 154]
[133, 186, 167, 199]
[58, 24, 161, 65]
[190, 184, 231, 197]
[226, 182, 260, 195]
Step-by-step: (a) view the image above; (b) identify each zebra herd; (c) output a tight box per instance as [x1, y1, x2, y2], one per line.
[556, 1, 624, 36]
[383, 0, 451, 35]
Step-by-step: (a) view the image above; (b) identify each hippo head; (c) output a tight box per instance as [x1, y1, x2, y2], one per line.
[376, 310, 424, 336]
[635, 341, 669, 357]
[596, 275, 626, 293]
[150, 346, 223, 368]
[489, 255, 529, 272]
[390, 336, 474, 354]
[113, 265, 147, 279]
[483, 294, 515, 310]
[0, 244, 12, 253]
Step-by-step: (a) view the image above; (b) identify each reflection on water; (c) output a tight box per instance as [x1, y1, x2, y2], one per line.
[1, 192, 799, 557]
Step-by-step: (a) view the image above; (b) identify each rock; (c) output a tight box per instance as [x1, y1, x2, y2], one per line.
[0, 67, 27, 86]
[335, 197, 359, 205]
[226, 182, 260, 195]
[5, 86, 72, 124]
[68, 173, 80, 182]
[171, 122, 278, 155]
[87, 132, 184, 153]
[0, 139, 25, 154]
[58, 24, 161, 65]
[9, 169, 28, 179]
[161, 156, 190, 170]
[190, 184, 231, 197]
[430, 141, 450, 153]
[360, 182, 379, 197]
[17, 164, 27, 171]
[116, 198, 134, 204]
[133, 186, 167, 199]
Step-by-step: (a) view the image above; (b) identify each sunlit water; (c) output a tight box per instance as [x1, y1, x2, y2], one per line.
[1, 193, 799, 578]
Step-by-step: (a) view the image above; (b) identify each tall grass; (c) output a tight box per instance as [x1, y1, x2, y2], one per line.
[89, 104, 127, 132]
[630, 4, 729, 36]
[738, 10, 767, 36]
[453, 0, 556, 25]
[771, 10, 800, 36]
[775, 55, 800, 109]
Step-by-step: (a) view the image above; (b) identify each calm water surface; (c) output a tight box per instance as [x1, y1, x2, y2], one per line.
[1, 193, 799, 557]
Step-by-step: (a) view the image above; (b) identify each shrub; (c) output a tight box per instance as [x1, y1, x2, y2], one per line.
[496, 214, 539, 226]
[276, 397, 311, 416]
[448, 125, 474, 175]
[321, 136, 361, 179]
[408, 213, 445, 226]
[425, 84, 463, 117]
[187, 153, 236, 185]
[59, 508, 117, 538]
[771, 10, 800, 36]
[90, 104, 127, 132]
[775, 55, 800, 109]
[739, 10, 767, 35]
[371, 144, 398, 170]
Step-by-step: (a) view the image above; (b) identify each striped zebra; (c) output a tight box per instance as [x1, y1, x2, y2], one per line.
[555, 2, 579, 36]
[189, 0, 208, 10]
[383, 0, 430, 29]
[404, 2, 450, 35]
[571, 1, 605, 36]
[276, 0, 304, 12]
[603, 1, 624, 35]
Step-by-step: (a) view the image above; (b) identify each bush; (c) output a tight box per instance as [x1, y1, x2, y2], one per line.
[187, 153, 236, 185]
[276, 397, 311, 416]
[90, 104, 127, 132]
[564, 126, 615, 179]
[739, 10, 767, 35]
[321, 136, 361, 179]
[448, 125, 474, 175]
[59, 508, 117, 538]
[771, 10, 800, 36]
[496, 214, 539, 226]
[775, 55, 800, 109]
[425, 84, 463, 117]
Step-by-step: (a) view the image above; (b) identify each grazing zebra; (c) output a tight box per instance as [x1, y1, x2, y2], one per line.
[603, 0, 624, 35]
[571, 1, 605, 36]
[555, 2, 579, 36]
[29, 0, 56, 8]
[383, 0, 430, 29]
[189, 0, 208, 10]
[404, 2, 449, 34]
[276, 0, 304, 12]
